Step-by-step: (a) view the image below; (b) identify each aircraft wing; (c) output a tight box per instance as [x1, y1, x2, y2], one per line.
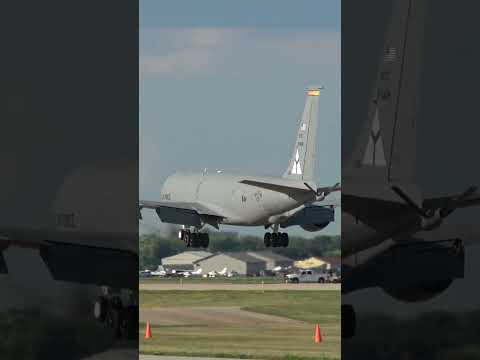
[139, 200, 224, 228]
[0, 228, 138, 289]
[239, 179, 312, 194]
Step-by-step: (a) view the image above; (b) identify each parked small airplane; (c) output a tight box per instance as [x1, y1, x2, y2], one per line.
[183, 268, 203, 277]
[140, 87, 339, 248]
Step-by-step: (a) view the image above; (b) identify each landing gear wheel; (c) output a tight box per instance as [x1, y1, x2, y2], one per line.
[271, 233, 279, 247]
[264, 233, 272, 248]
[280, 232, 289, 247]
[93, 297, 107, 322]
[184, 231, 191, 247]
[342, 304, 356, 339]
[191, 233, 199, 248]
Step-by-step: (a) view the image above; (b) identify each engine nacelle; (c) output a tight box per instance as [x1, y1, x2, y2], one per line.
[300, 223, 329, 232]
[382, 279, 452, 302]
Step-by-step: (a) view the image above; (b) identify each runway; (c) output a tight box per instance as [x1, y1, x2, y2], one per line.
[140, 356, 247, 360]
[140, 282, 340, 291]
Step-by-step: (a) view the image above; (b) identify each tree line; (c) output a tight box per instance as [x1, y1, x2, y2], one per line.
[140, 230, 340, 270]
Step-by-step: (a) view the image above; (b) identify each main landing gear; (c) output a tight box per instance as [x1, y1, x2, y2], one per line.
[179, 229, 209, 248]
[263, 232, 289, 248]
[93, 287, 137, 340]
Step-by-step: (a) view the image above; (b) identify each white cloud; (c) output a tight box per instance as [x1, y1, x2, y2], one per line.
[140, 27, 340, 78]
[140, 28, 243, 77]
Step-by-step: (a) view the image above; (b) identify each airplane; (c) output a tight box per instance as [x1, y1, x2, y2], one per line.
[140, 86, 340, 248]
[218, 267, 228, 276]
[341, 0, 480, 338]
[183, 268, 203, 277]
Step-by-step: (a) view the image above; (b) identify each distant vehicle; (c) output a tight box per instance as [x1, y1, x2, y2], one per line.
[328, 273, 341, 283]
[286, 269, 329, 283]
[139, 270, 152, 278]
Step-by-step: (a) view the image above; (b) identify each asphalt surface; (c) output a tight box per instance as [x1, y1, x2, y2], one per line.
[139, 282, 340, 291]
[140, 356, 250, 360]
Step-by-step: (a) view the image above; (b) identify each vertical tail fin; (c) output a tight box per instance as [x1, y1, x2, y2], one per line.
[346, 0, 426, 189]
[283, 86, 322, 182]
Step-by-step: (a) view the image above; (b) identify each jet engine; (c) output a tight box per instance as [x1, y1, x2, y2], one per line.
[382, 279, 452, 302]
[300, 223, 330, 232]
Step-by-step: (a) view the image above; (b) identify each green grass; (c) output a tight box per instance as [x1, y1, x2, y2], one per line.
[140, 276, 287, 284]
[140, 290, 338, 312]
[140, 290, 340, 360]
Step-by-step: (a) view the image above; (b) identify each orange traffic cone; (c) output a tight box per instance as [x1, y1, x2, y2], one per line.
[314, 324, 322, 343]
[145, 321, 152, 339]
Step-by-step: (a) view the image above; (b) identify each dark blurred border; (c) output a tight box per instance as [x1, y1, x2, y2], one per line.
[0, 1, 138, 359]
[342, 0, 480, 358]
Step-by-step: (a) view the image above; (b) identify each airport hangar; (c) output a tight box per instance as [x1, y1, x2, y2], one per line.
[161, 250, 294, 275]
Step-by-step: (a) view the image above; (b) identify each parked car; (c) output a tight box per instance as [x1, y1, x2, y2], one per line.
[286, 269, 329, 283]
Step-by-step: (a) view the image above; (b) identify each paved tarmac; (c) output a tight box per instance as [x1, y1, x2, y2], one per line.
[140, 356, 249, 360]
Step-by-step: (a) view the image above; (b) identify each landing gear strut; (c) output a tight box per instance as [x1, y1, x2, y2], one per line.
[179, 229, 209, 248]
[264, 232, 289, 248]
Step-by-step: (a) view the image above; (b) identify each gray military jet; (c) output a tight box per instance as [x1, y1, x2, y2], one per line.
[342, 0, 480, 338]
[140, 87, 339, 248]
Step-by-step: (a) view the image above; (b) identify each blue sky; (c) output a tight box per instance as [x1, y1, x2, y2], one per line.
[140, 0, 341, 236]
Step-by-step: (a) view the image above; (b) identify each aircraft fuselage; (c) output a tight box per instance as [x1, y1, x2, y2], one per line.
[160, 172, 315, 226]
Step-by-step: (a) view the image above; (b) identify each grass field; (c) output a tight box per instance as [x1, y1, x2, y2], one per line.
[140, 290, 340, 360]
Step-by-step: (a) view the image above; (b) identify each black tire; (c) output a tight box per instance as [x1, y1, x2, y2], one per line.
[271, 233, 279, 247]
[264, 233, 271, 248]
[184, 232, 191, 247]
[202, 233, 210, 248]
[292, 278, 299, 284]
[318, 277, 325, 284]
[191, 233, 199, 248]
[93, 296, 107, 322]
[342, 304, 356, 339]
[281, 232, 289, 247]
